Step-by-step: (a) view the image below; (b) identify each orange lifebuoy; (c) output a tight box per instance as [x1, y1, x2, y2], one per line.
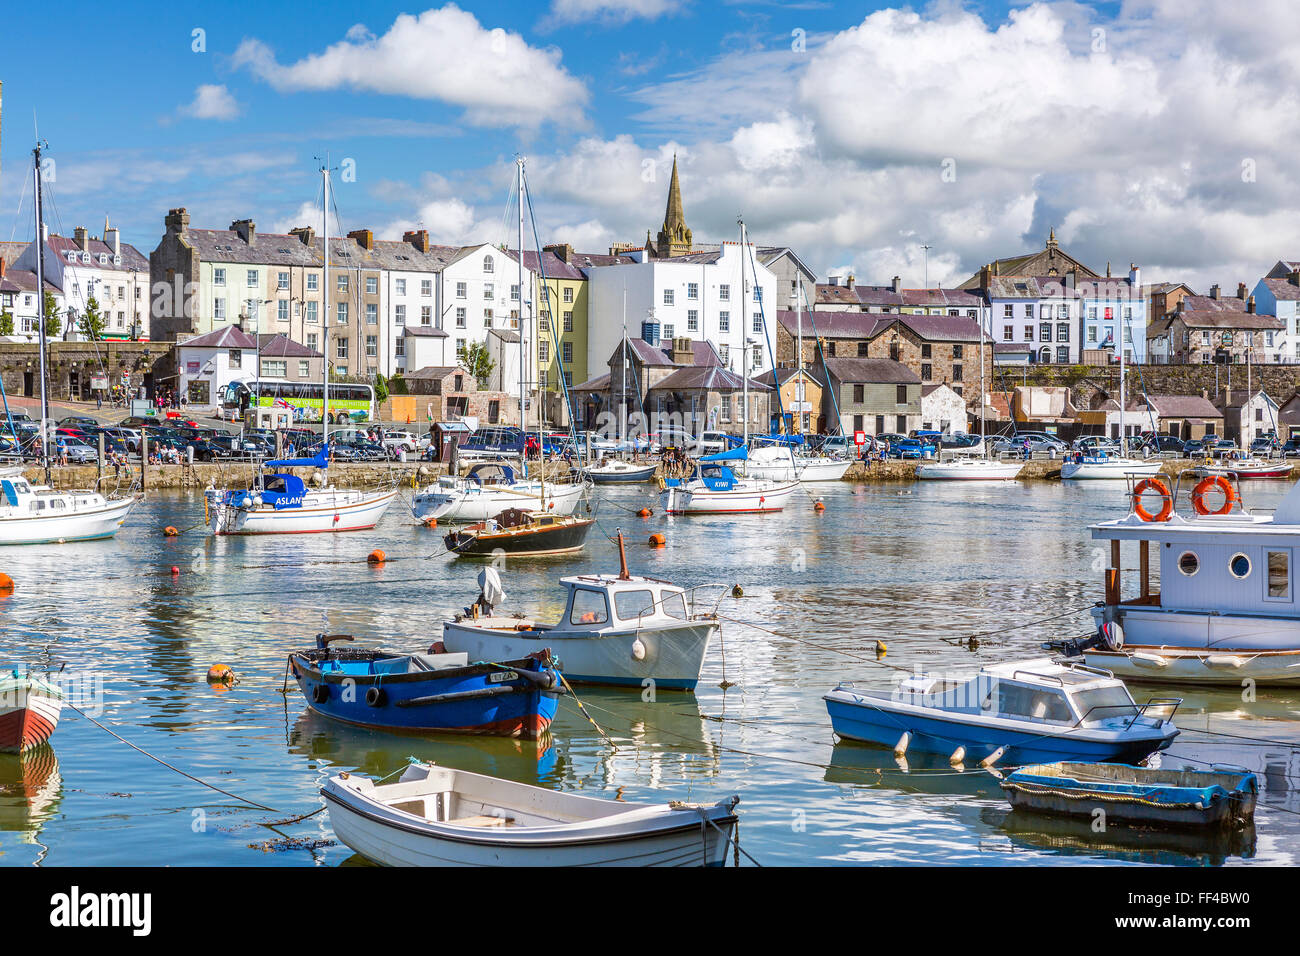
[1192, 475, 1236, 516]
[1132, 477, 1173, 522]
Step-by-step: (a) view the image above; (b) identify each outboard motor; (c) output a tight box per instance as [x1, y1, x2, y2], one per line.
[1043, 620, 1124, 658]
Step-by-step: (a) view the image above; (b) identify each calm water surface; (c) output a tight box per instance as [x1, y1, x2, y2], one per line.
[2, 478, 1299, 866]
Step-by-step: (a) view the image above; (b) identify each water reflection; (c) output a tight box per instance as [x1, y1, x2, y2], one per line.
[0, 746, 62, 865]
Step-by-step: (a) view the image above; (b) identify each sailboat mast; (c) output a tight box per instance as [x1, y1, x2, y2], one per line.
[740, 218, 749, 447]
[621, 289, 628, 445]
[980, 302, 987, 456]
[1118, 311, 1126, 457]
[516, 157, 527, 440]
[33, 144, 50, 471]
[322, 161, 331, 447]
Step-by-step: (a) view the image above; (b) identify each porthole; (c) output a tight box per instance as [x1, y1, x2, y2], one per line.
[1177, 551, 1200, 576]
[1230, 553, 1252, 579]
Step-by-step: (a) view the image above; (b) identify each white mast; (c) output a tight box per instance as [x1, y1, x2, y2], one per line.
[517, 156, 526, 437]
[322, 159, 331, 447]
[739, 218, 749, 447]
[621, 288, 628, 445]
[980, 302, 987, 457]
[33, 142, 50, 469]
[1118, 303, 1126, 457]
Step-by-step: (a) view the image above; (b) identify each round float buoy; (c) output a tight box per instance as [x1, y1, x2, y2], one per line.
[813, 500, 825, 513]
[311, 684, 329, 704]
[648, 533, 666, 548]
[427, 640, 446, 654]
[637, 508, 652, 518]
[0, 573, 13, 594]
[423, 517, 438, 528]
[731, 584, 744, 599]
[365, 686, 387, 707]
[206, 663, 234, 683]
[875, 640, 887, 657]
[631, 638, 647, 661]
[367, 549, 386, 564]
[170, 566, 180, 576]
[163, 526, 179, 536]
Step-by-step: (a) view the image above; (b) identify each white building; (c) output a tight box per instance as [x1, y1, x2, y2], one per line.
[175, 325, 260, 409]
[585, 242, 777, 380]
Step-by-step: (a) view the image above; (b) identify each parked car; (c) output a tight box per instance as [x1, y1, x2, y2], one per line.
[993, 434, 1067, 456]
[381, 430, 421, 455]
[1209, 439, 1239, 459]
[1284, 438, 1300, 458]
[1139, 434, 1186, 455]
[55, 436, 98, 464]
[331, 439, 386, 462]
[1251, 437, 1280, 455]
[887, 437, 930, 460]
[58, 416, 100, 431]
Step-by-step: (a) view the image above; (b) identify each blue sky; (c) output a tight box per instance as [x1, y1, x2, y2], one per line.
[2, 1, 1297, 291]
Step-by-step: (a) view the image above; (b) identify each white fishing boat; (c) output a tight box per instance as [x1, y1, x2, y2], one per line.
[742, 445, 851, 482]
[1193, 457, 1293, 480]
[0, 468, 136, 544]
[413, 462, 590, 522]
[583, 457, 657, 484]
[1061, 454, 1163, 480]
[204, 163, 396, 536]
[441, 540, 717, 690]
[1058, 471, 1300, 685]
[915, 457, 1022, 481]
[322, 760, 740, 867]
[661, 448, 798, 515]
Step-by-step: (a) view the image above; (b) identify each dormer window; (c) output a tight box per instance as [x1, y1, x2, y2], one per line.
[98, 254, 108, 265]
[81, 253, 91, 263]
[66, 251, 77, 263]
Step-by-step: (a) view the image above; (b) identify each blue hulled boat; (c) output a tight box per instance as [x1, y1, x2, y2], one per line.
[288, 636, 562, 739]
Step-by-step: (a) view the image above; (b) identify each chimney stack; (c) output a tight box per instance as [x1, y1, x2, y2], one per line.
[1129, 263, 1140, 289]
[73, 226, 90, 252]
[543, 243, 574, 264]
[1237, 282, 1247, 299]
[1210, 283, 1220, 299]
[671, 336, 694, 366]
[347, 228, 374, 251]
[846, 273, 855, 290]
[1248, 294, 1256, 314]
[165, 207, 190, 236]
[403, 229, 430, 253]
[0, 257, 6, 279]
[891, 275, 901, 294]
[105, 226, 120, 257]
[231, 219, 256, 246]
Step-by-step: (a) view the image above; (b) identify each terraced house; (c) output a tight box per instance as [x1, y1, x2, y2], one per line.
[1146, 284, 1284, 364]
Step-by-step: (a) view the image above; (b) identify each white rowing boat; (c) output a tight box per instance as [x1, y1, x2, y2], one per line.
[322, 761, 741, 866]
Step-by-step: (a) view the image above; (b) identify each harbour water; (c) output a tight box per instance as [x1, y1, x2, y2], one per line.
[3, 479, 1299, 866]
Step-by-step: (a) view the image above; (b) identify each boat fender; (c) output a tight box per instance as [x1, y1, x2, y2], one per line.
[312, 684, 329, 703]
[1132, 652, 1170, 668]
[1203, 654, 1248, 669]
[239, 494, 253, 509]
[365, 686, 388, 707]
[631, 638, 646, 661]
[893, 732, 910, 757]
[980, 746, 1008, 768]
[427, 641, 447, 654]
[252, 494, 263, 508]
[949, 746, 966, 766]
[1099, 620, 1124, 652]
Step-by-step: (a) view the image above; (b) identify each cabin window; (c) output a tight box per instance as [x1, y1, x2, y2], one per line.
[1073, 685, 1138, 725]
[614, 589, 655, 621]
[1268, 551, 1291, 599]
[569, 589, 609, 626]
[983, 684, 1071, 723]
[1229, 553, 1252, 579]
[661, 591, 687, 619]
[1177, 551, 1199, 576]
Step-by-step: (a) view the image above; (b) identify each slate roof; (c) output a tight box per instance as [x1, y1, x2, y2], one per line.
[821, 358, 921, 384]
[0, 269, 60, 295]
[776, 309, 984, 343]
[1261, 277, 1300, 301]
[179, 326, 258, 349]
[650, 365, 768, 392]
[1142, 395, 1224, 419]
[504, 249, 587, 282]
[258, 333, 321, 358]
[1171, 310, 1282, 330]
[46, 234, 149, 273]
[406, 365, 466, 380]
[403, 325, 448, 338]
[754, 366, 824, 388]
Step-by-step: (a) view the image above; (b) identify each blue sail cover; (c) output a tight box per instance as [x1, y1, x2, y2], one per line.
[699, 445, 747, 463]
[265, 444, 330, 469]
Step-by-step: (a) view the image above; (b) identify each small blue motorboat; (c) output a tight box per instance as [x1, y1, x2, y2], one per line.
[824, 657, 1180, 766]
[1001, 762, 1258, 830]
[288, 636, 562, 739]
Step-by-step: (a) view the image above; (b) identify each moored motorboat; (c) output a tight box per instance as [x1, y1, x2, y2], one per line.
[915, 457, 1022, 481]
[742, 445, 851, 482]
[206, 446, 397, 535]
[0, 467, 136, 545]
[441, 539, 717, 690]
[322, 760, 741, 866]
[1061, 453, 1163, 480]
[1193, 457, 1293, 480]
[0, 670, 63, 752]
[288, 635, 561, 739]
[444, 508, 594, 557]
[1069, 471, 1300, 684]
[413, 461, 590, 523]
[583, 457, 657, 484]
[824, 657, 1180, 766]
[1001, 762, 1258, 830]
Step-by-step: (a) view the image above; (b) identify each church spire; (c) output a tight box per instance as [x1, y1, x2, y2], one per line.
[654, 154, 692, 258]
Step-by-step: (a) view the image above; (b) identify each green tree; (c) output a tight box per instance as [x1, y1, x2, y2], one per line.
[458, 340, 495, 389]
[373, 371, 389, 403]
[0, 311, 13, 337]
[42, 291, 61, 338]
[77, 296, 105, 340]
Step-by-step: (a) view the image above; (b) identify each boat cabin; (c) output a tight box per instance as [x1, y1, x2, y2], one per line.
[261, 473, 308, 510]
[556, 573, 692, 631]
[665, 463, 740, 491]
[1093, 472, 1299, 617]
[895, 659, 1146, 728]
[0, 475, 105, 513]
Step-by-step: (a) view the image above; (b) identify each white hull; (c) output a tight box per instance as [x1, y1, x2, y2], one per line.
[208, 488, 397, 535]
[1087, 647, 1300, 686]
[441, 618, 716, 690]
[413, 479, 589, 522]
[744, 457, 851, 482]
[322, 763, 738, 867]
[661, 479, 798, 515]
[0, 495, 135, 545]
[915, 459, 1022, 481]
[1061, 458, 1163, 480]
[1193, 460, 1294, 480]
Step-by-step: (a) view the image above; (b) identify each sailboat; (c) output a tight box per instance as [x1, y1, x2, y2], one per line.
[661, 218, 799, 514]
[1061, 320, 1161, 480]
[0, 140, 136, 545]
[204, 160, 398, 535]
[916, 301, 1022, 480]
[584, 293, 658, 484]
[411, 157, 590, 522]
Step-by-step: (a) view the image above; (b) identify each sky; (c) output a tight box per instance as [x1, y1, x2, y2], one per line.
[0, 0, 1295, 293]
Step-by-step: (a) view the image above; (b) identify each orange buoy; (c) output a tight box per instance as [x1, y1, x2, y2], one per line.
[170, 566, 180, 576]
[648, 533, 666, 548]
[637, 508, 652, 518]
[367, 549, 386, 564]
[0, 573, 13, 593]
[163, 526, 179, 536]
[423, 517, 438, 528]
[206, 663, 235, 683]
[813, 500, 826, 512]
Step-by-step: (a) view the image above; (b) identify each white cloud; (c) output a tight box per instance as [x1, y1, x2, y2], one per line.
[178, 84, 241, 121]
[232, 5, 589, 128]
[546, 0, 687, 27]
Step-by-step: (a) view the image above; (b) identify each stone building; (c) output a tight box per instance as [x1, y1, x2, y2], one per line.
[1146, 286, 1284, 364]
[816, 356, 922, 436]
[399, 363, 512, 426]
[754, 365, 824, 435]
[0, 340, 157, 402]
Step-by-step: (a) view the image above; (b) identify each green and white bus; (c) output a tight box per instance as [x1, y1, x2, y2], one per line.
[221, 378, 375, 425]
